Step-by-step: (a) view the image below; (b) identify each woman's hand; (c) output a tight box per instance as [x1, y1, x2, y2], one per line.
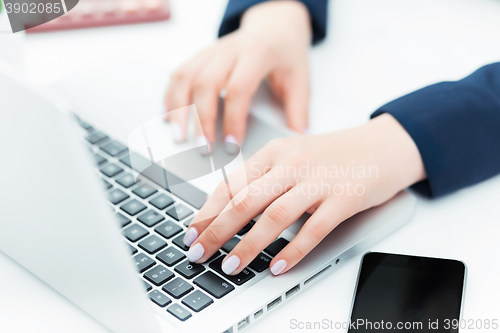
[164, 1, 312, 148]
[183, 114, 426, 275]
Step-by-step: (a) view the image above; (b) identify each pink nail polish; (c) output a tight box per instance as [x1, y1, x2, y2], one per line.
[270, 259, 287, 275]
[183, 228, 198, 247]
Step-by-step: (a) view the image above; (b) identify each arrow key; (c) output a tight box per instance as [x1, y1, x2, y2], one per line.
[182, 290, 213, 312]
[162, 277, 193, 299]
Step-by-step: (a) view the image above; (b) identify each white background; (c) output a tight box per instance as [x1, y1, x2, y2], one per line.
[1, 0, 500, 332]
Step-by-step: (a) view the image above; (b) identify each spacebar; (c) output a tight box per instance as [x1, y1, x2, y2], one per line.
[123, 153, 207, 210]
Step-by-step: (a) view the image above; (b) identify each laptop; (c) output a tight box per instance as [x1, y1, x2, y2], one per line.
[0, 62, 416, 333]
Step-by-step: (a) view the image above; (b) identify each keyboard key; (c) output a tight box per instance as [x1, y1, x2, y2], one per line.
[194, 271, 234, 299]
[100, 140, 127, 157]
[155, 221, 182, 239]
[94, 154, 107, 165]
[77, 119, 94, 132]
[149, 290, 172, 307]
[123, 224, 149, 242]
[237, 220, 255, 236]
[167, 303, 192, 321]
[108, 189, 129, 205]
[120, 199, 147, 216]
[149, 194, 174, 210]
[133, 253, 156, 273]
[162, 277, 193, 299]
[128, 243, 138, 255]
[174, 259, 205, 279]
[116, 173, 138, 188]
[183, 217, 193, 227]
[118, 154, 133, 168]
[138, 235, 167, 254]
[209, 256, 255, 286]
[221, 237, 240, 253]
[172, 233, 189, 251]
[182, 290, 213, 312]
[122, 152, 207, 210]
[137, 210, 165, 227]
[170, 183, 207, 210]
[115, 213, 131, 228]
[143, 265, 174, 286]
[156, 247, 186, 267]
[166, 204, 193, 221]
[100, 163, 124, 178]
[264, 238, 289, 257]
[132, 185, 158, 199]
[207, 250, 221, 263]
[102, 179, 112, 190]
[143, 280, 153, 292]
[249, 253, 272, 273]
[85, 131, 108, 144]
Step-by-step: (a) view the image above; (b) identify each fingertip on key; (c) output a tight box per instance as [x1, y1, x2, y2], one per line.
[187, 243, 204, 262]
[196, 136, 211, 156]
[183, 227, 198, 247]
[270, 259, 287, 275]
[224, 135, 239, 155]
[221, 255, 240, 275]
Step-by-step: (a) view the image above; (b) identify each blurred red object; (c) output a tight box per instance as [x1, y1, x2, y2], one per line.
[26, 0, 170, 33]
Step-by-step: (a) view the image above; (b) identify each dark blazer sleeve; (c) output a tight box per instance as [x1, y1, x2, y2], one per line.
[371, 62, 500, 198]
[218, 0, 328, 44]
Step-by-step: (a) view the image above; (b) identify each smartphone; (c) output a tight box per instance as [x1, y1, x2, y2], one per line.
[348, 252, 466, 332]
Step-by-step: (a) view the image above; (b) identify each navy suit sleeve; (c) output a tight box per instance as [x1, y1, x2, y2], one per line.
[372, 63, 500, 198]
[218, 0, 328, 44]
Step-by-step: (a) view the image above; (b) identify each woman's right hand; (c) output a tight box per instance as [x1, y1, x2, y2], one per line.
[182, 114, 426, 276]
[164, 0, 312, 149]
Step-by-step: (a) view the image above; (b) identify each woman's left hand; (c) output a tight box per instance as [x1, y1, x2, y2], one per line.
[183, 114, 426, 275]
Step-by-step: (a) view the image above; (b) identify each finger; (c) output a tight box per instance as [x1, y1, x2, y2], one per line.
[223, 53, 271, 148]
[282, 69, 309, 134]
[269, 197, 354, 275]
[166, 107, 190, 143]
[192, 48, 237, 143]
[222, 182, 322, 275]
[183, 145, 273, 246]
[164, 49, 213, 141]
[185, 168, 295, 264]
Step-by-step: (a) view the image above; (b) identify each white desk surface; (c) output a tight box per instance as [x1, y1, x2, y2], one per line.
[1, 0, 500, 332]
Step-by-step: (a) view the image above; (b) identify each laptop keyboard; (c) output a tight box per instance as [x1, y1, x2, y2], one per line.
[75, 117, 284, 323]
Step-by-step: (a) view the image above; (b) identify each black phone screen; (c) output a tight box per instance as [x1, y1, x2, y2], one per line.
[348, 252, 465, 332]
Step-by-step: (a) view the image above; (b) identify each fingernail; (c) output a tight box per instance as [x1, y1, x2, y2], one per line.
[187, 243, 204, 262]
[196, 135, 211, 156]
[224, 135, 239, 154]
[270, 259, 287, 275]
[222, 255, 240, 275]
[183, 227, 198, 247]
[219, 88, 227, 99]
[171, 122, 182, 142]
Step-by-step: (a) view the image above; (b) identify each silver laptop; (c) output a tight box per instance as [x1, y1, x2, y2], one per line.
[0, 63, 416, 333]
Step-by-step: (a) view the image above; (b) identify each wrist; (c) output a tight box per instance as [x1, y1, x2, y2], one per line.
[241, 1, 312, 41]
[368, 113, 426, 193]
